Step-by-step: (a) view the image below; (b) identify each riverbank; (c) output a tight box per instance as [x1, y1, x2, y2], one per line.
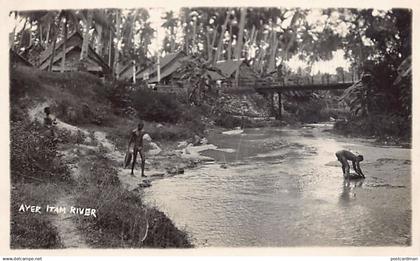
[10, 66, 196, 248]
[11, 104, 194, 248]
[332, 115, 411, 148]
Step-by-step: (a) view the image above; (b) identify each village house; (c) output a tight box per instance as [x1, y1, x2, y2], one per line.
[138, 52, 259, 90]
[137, 51, 190, 85]
[116, 61, 137, 81]
[209, 59, 259, 88]
[37, 31, 111, 77]
[117, 56, 152, 82]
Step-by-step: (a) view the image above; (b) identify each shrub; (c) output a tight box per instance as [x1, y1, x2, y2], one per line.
[75, 184, 192, 248]
[74, 154, 192, 248]
[99, 80, 135, 117]
[143, 207, 192, 248]
[147, 124, 194, 141]
[132, 88, 182, 123]
[54, 95, 110, 126]
[179, 106, 206, 134]
[214, 113, 250, 129]
[284, 99, 326, 123]
[10, 115, 70, 183]
[334, 113, 411, 141]
[319, 107, 348, 120]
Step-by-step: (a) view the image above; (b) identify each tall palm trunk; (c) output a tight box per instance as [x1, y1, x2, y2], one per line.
[214, 9, 231, 65]
[170, 27, 176, 52]
[80, 10, 93, 61]
[132, 60, 136, 83]
[45, 23, 51, 47]
[245, 25, 256, 60]
[96, 24, 103, 56]
[39, 25, 43, 48]
[113, 10, 121, 78]
[191, 18, 197, 53]
[181, 11, 189, 54]
[280, 11, 300, 63]
[18, 18, 28, 50]
[255, 31, 269, 74]
[28, 22, 34, 47]
[108, 28, 112, 67]
[268, 29, 279, 73]
[249, 25, 256, 46]
[207, 27, 217, 63]
[60, 18, 68, 73]
[48, 36, 57, 72]
[205, 27, 211, 61]
[234, 8, 246, 59]
[234, 8, 246, 87]
[227, 25, 233, 60]
[128, 12, 137, 80]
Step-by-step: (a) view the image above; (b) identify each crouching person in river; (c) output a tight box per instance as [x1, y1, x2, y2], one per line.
[125, 121, 146, 177]
[335, 150, 365, 179]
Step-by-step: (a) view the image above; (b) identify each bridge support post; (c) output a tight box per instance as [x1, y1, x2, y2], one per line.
[269, 93, 275, 117]
[276, 91, 282, 120]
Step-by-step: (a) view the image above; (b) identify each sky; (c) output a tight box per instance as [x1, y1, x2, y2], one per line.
[287, 50, 350, 74]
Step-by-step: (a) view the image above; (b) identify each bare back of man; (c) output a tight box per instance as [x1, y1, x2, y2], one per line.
[335, 150, 365, 179]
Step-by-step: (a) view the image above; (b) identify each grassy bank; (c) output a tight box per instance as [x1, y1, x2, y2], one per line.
[333, 113, 411, 146]
[72, 153, 192, 248]
[10, 66, 192, 248]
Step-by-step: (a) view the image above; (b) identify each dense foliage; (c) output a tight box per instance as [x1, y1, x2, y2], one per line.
[335, 9, 411, 140]
[131, 87, 183, 123]
[11, 107, 74, 183]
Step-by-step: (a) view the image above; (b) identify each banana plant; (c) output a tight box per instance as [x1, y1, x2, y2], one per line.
[176, 56, 223, 105]
[340, 76, 369, 116]
[393, 55, 411, 117]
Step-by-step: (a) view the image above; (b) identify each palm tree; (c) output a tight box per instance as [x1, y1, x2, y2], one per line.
[227, 20, 234, 60]
[234, 8, 247, 86]
[60, 16, 68, 72]
[278, 10, 304, 65]
[113, 9, 121, 78]
[206, 26, 217, 63]
[80, 9, 114, 61]
[57, 10, 81, 72]
[162, 11, 179, 52]
[80, 10, 93, 61]
[214, 8, 231, 65]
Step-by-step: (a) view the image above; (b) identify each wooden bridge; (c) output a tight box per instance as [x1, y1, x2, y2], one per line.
[222, 81, 354, 94]
[221, 80, 355, 119]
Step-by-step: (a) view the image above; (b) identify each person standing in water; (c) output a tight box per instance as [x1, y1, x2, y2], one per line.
[126, 121, 146, 177]
[335, 150, 365, 179]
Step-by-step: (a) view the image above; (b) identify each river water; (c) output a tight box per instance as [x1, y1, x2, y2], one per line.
[143, 123, 411, 247]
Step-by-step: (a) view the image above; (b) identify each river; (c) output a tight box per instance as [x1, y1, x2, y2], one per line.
[142, 123, 411, 247]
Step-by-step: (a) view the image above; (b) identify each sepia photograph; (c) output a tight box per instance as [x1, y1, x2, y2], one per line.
[4, 1, 416, 254]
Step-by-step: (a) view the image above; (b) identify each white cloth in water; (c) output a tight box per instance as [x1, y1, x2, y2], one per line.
[143, 133, 152, 142]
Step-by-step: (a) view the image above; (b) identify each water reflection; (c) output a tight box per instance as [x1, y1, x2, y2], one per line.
[339, 178, 364, 204]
